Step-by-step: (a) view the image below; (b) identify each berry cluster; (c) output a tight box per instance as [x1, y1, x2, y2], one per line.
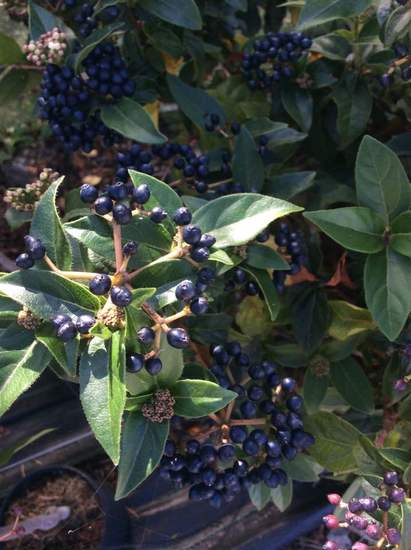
[24, 28, 67, 67]
[323, 471, 406, 549]
[160, 341, 314, 507]
[72, 2, 120, 38]
[4, 168, 59, 212]
[273, 223, 307, 293]
[52, 313, 96, 341]
[242, 31, 312, 90]
[15, 235, 46, 269]
[38, 42, 134, 152]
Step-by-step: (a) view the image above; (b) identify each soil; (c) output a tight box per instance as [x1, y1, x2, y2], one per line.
[3, 472, 105, 549]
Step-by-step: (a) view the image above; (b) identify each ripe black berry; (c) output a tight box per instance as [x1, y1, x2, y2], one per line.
[89, 274, 112, 295]
[122, 240, 138, 256]
[145, 357, 163, 375]
[229, 425, 247, 443]
[16, 253, 34, 269]
[183, 224, 202, 245]
[132, 183, 150, 204]
[175, 280, 196, 302]
[167, 327, 190, 349]
[80, 184, 98, 203]
[173, 207, 192, 226]
[75, 314, 95, 334]
[137, 326, 155, 344]
[94, 195, 113, 215]
[110, 286, 132, 307]
[150, 206, 167, 223]
[113, 203, 132, 225]
[57, 320, 77, 341]
[190, 247, 209, 263]
[190, 297, 209, 315]
[198, 234, 216, 248]
[24, 236, 46, 260]
[127, 353, 145, 373]
[384, 471, 399, 486]
[52, 314, 71, 329]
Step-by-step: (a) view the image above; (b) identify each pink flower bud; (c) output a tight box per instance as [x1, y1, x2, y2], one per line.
[323, 514, 339, 529]
[352, 543, 369, 550]
[327, 493, 342, 505]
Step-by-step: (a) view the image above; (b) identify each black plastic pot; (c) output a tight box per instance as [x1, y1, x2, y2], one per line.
[0, 464, 130, 549]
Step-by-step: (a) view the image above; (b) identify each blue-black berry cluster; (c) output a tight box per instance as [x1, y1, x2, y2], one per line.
[242, 31, 312, 90]
[379, 42, 410, 87]
[322, 471, 406, 549]
[15, 235, 46, 269]
[38, 43, 134, 152]
[52, 313, 96, 341]
[160, 341, 314, 507]
[73, 2, 120, 38]
[273, 222, 307, 293]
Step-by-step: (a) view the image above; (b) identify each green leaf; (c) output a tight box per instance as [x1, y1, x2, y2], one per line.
[305, 207, 385, 254]
[329, 300, 375, 341]
[101, 98, 167, 144]
[304, 411, 361, 473]
[242, 265, 280, 321]
[192, 193, 302, 249]
[31, 177, 72, 270]
[0, 270, 100, 320]
[115, 413, 169, 499]
[187, 313, 232, 344]
[172, 379, 236, 417]
[36, 324, 79, 378]
[0, 68, 31, 105]
[74, 21, 125, 72]
[391, 211, 411, 258]
[266, 343, 309, 367]
[289, 284, 331, 354]
[248, 482, 271, 511]
[126, 332, 184, 396]
[283, 454, 323, 482]
[265, 171, 316, 201]
[400, 500, 411, 550]
[139, 0, 202, 30]
[298, 0, 373, 30]
[129, 170, 183, 214]
[303, 368, 328, 414]
[0, 428, 55, 467]
[0, 342, 50, 417]
[28, 0, 64, 40]
[379, 448, 411, 471]
[385, 5, 411, 46]
[281, 85, 313, 133]
[125, 394, 152, 412]
[330, 358, 374, 413]
[271, 477, 293, 512]
[232, 126, 265, 192]
[0, 33, 24, 65]
[399, 394, 411, 420]
[356, 135, 411, 223]
[246, 244, 290, 270]
[80, 334, 126, 464]
[364, 248, 411, 341]
[167, 74, 226, 129]
[5, 208, 32, 231]
[311, 33, 352, 60]
[333, 77, 372, 149]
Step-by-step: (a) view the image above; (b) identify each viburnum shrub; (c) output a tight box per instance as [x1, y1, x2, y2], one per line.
[1, 0, 411, 547]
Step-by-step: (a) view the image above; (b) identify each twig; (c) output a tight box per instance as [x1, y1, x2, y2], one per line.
[44, 255, 98, 280]
[229, 418, 267, 426]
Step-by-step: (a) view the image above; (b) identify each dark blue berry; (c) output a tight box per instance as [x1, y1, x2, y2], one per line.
[57, 320, 77, 341]
[175, 280, 196, 301]
[240, 400, 257, 418]
[127, 353, 145, 373]
[250, 429, 267, 446]
[16, 253, 34, 269]
[75, 314, 95, 334]
[113, 203, 132, 225]
[123, 240, 138, 256]
[190, 297, 209, 315]
[137, 326, 155, 344]
[198, 234, 216, 248]
[229, 425, 247, 443]
[80, 184, 98, 203]
[384, 471, 400, 486]
[94, 196, 113, 215]
[287, 395, 303, 412]
[132, 184, 151, 204]
[150, 206, 167, 223]
[108, 182, 128, 201]
[190, 247, 210, 263]
[52, 314, 71, 329]
[183, 224, 202, 245]
[186, 439, 200, 455]
[173, 207, 192, 226]
[167, 327, 190, 349]
[110, 286, 132, 307]
[243, 437, 259, 456]
[282, 377, 296, 392]
[89, 274, 111, 295]
[145, 357, 162, 375]
[24, 236, 46, 260]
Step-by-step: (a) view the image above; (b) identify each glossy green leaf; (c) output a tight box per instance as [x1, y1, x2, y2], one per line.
[330, 358, 374, 413]
[265, 171, 316, 201]
[80, 334, 126, 464]
[115, 413, 169, 499]
[356, 135, 411, 222]
[303, 368, 329, 414]
[385, 5, 411, 45]
[192, 193, 302, 249]
[172, 379, 236, 417]
[304, 207, 385, 254]
[0, 270, 100, 320]
[232, 126, 265, 192]
[167, 74, 225, 129]
[101, 98, 167, 144]
[125, 394, 153, 412]
[248, 482, 271, 511]
[139, 0, 202, 30]
[298, 0, 373, 30]
[242, 265, 281, 321]
[364, 248, 411, 341]
[304, 412, 361, 473]
[0, 33, 24, 65]
[333, 77, 373, 149]
[391, 211, 411, 258]
[311, 33, 352, 60]
[283, 454, 323, 482]
[0, 341, 50, 417]
[271, 477, 293, 512]
[246, 244, 290, 270]
[281, 85, 313, 133]
[31, 177, 72, 270]
[329, 300, 375, 341]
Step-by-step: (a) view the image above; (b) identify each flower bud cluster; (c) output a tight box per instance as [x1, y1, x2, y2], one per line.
[24, 28, 67, 67]
[4, 168, 59, 212]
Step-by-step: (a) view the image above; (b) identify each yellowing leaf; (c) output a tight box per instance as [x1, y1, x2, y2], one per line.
[329, 300, 375, 340]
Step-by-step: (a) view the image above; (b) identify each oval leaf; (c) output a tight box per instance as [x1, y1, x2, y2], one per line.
[139, 0, 202, 30]
[172, 379, 236, 417]
[330, 358, 374, 413]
